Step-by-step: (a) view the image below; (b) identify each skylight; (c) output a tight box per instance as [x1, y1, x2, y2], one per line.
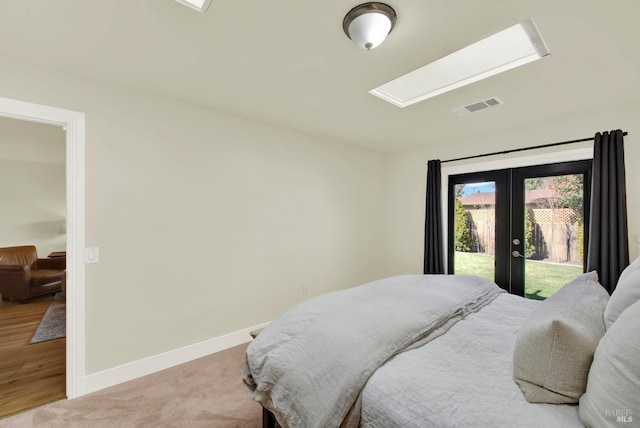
[370, 18, 550, 108]
[174, 0, 212, 13]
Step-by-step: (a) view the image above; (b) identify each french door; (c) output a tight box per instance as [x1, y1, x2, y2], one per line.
[447, 160, 591, 299]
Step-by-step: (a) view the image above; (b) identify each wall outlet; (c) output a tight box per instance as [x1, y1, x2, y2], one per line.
[302, 286, 309, 297]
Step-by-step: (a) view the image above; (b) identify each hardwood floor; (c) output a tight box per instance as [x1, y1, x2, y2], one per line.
[0, 294, 65, 418]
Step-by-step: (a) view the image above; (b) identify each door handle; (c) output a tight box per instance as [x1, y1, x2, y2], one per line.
[512, 250, 524, 258]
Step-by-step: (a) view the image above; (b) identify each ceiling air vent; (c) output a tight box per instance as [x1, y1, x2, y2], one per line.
[452, 97, 504, 116]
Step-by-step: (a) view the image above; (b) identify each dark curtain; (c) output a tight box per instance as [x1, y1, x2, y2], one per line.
[586, 129, 629, 293]
[424, 160, 445, 274]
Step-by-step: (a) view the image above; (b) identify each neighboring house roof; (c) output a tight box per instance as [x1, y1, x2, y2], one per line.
[461, 188, 559, 206]
[461, 192, 495, 206]
[526, 188, 560, 204]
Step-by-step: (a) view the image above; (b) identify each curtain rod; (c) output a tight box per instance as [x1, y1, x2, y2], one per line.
[441, 131, 628, 164]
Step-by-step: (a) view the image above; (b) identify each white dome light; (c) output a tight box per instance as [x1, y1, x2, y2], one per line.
[343, 3, 397, 50]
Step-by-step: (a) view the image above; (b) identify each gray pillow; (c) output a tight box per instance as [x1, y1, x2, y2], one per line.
[513, 271, 609, 404]
[604, 256, 640, 329]
[579, 299, 640, 427]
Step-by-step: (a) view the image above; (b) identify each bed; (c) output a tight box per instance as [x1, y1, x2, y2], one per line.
[243, 257, 640, 428]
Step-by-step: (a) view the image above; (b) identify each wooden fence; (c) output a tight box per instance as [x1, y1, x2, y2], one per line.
[466, 208, 582, 264]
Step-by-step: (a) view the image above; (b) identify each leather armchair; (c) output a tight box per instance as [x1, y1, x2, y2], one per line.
[0, 246, 65, 303]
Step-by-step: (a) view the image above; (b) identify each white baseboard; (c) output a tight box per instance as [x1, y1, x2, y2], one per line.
[82, 321, 270, 396]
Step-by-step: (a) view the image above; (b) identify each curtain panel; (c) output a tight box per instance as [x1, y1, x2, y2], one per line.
[424, 160, 445, 274]
[586, 129, 629, 293]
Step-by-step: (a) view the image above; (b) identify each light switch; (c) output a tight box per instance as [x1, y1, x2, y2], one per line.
[85, 247, 99, 264]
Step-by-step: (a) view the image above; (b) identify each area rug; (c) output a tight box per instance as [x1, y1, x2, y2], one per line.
[30, 292, 66, 344]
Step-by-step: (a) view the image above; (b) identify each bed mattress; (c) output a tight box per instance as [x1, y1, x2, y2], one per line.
[360, 293, 583, 428]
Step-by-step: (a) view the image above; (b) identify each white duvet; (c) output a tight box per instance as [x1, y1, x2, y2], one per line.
[244, 274, 504, 428]
[360, 293, 584, 428]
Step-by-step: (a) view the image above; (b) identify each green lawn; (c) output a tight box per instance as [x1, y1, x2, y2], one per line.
[454, 251, 495, 282]
[454, 251, 583, 300]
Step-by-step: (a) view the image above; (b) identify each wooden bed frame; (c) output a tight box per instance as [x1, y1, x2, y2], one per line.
[263, 408, 280, 428]
[251, 328, 280, 428]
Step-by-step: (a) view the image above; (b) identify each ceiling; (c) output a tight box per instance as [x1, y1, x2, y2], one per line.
[0, 0, 639, 153]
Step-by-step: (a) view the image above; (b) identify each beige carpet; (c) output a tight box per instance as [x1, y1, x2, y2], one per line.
[0, 342, 262, 427]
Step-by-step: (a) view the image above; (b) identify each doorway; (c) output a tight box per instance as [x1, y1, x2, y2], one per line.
[0, 96, 86, 399]
[0, 117, 67, 416]
[448, 160, 591, 298]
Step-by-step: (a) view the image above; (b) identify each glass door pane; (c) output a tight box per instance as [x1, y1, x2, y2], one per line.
[522, 174, 585, 300]
[452, 181, 496, 282]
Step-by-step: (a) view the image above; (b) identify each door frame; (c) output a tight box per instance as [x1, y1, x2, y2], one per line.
[510, 160, 592, 296]
[441, 147, 593, 274]
[0, 96, 86, 398]
[447, 169, 510, 289]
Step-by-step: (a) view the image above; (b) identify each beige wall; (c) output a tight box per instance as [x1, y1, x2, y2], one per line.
[0, 58, 387, 373]
[2, 55, 638, 377]
[0, 118, 66, 257]
[383, 102, 640, 276]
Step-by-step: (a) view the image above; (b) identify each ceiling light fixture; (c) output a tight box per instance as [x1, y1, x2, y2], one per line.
[370, 18, 550, 107]
[343, 2, 397, 50]
[174, 0, 212, 13]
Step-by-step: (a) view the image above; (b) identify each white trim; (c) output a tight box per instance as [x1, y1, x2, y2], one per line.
[174, 0, 212, 13]
[370, 18, 550, 108]
[440, 147, 592, 272]
[0, 96, 86, 398]
[83, 321, 270, 395]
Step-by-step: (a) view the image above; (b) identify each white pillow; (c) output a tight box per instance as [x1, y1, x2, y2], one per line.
[604, 256, 640, 329]
[513, 271, 609, 404]
[579, 299, 640, 427]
